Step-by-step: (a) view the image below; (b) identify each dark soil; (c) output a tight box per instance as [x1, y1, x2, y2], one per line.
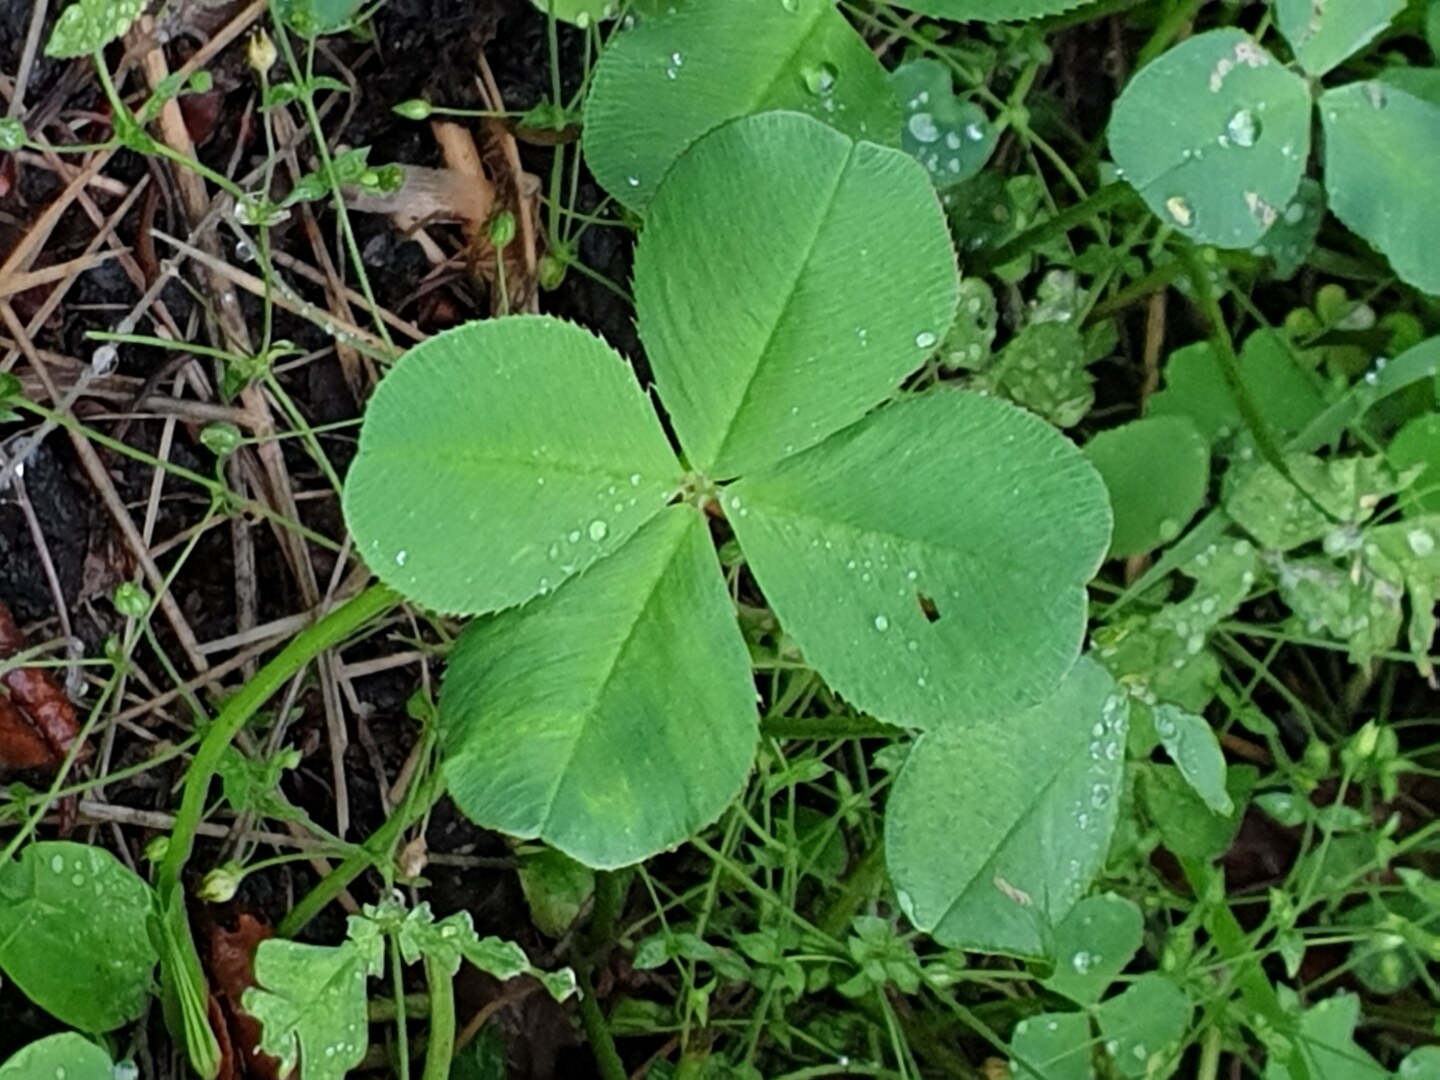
[0, 2, 631, 1075]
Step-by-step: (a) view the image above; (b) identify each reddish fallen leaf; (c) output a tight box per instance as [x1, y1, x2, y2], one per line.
[179, 89, 223, 146]
[0, 601, 85, 772]
[202, 912, 288, 1080]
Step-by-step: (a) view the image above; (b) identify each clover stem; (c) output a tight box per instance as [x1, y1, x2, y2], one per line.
[421, 953, 457, 1080]
[158, 581, 400, 892]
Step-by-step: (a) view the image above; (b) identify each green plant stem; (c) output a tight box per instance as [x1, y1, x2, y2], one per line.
[391, 936, 413, 1080]
[1175, 245, 1324, 508]
[1180, 858, 1310, 1080]
[1197, 1025, 1223, 1080]
[421, 955, 457, 1080]
[577, 965, 628, 1080]
[157, 582, 399, 891]
[969, 182, 1137, 274]
[586, 870, 624, 952]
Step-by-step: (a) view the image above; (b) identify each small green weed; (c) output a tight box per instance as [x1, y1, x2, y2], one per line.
[2, 0, 1439, 1077]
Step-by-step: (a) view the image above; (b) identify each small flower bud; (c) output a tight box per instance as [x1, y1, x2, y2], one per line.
[197, 862, 245, 904]
[489, 210, 517, 250]
[113, 582, 151, 619]
[247, 30, 277, 76]
[393, 98, 433, 121]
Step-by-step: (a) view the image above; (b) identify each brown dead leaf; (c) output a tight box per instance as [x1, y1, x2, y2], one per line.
[0, 600, 85, 772]
[203, 912, 288, 1080]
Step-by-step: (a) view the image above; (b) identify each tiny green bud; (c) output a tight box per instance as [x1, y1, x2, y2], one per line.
[200, 422, 243, 458]
[1302, 738, 1330, 775]
[489, 210, 517, 250]
[144, 836, 171, 863]
[393, 98, 434, 121]
[197, 862, 245, 903]
[188, 70, 214, 94]
[1353, 719, 1380, 760]
[538, 253, 568, 291]
[113, 581, 151, 619]
[0, 117, 25, 152]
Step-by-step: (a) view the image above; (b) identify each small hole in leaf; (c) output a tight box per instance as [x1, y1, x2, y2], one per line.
[916, 593, 940, 623]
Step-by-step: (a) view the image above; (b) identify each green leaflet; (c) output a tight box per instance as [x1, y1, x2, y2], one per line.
[1322, 81, 1440, 295]
[1042, 893, 1144, 1006]
[892, 60, 997, 189]
[441, 509, 759, 869]
[636, 111, 957, 478]
[1095, 975, 1193, 1078]
[1109, 30, 1311, 248]
[1276, 0, 1405, 77]
[1263, 994, 1389, 1080]
[0, 841, 158, 1033]
[270, 0, 366, 36]
[583, 0, 899, 211]
[1085, 416, 1211, 556]
[1149, 330, 1327, 448]
[729, 391, 1110, 728]
[1009, 1012, 1095, 1080]
[884, 659, 1129, 956]
[44, 0, 145, 57]
[245, 931, 383, 1080]
[1153, 704, 1233, 815]
[0, 1035, 114, 1080]
[343, 316, 682, 616]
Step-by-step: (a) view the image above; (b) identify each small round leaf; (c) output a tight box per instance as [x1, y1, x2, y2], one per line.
[728, 391, 1111, 729]
[885, 659, 1129, 956]
[1085, 416, 1210, 557]
[583, 0, 899, 210]
[1109, 30, 1311, 248]
[0, 1035, 113, 1080]
[344, 317, 683, 616]
[440, 508, 758, 869]
[637, 111, 958, 479]
[892, 59, 997, 188]
[1042, 893, 1144, 1006]
[0, 841, 158, 1032]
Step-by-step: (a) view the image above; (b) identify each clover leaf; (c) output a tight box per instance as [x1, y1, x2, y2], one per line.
[1109, 30, 1311, 248]
[583, 0, 900, 211]
[345, 111, 1112, 868]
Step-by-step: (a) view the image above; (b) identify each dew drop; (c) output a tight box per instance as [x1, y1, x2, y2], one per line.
[873, 615, 890, 632]
[588, 519, 608, 542]
[803, 62, 837, 96]
[50, 855, 65, 874]
[626, 176, 640, 187]
[1225, 108, 1260, 147]
[907, 112, 941, 143]
[1407, 529, 1435, 557]
[394, 550, 408, 567]
[780, 0, 799, 10]
[1165, 195, 1194, 227]
[915, 331, 938, 349]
